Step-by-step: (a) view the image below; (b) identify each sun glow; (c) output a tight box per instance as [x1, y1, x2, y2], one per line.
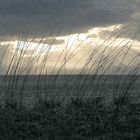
[0, 24, 139, 75]
[1, 24, 139, 56]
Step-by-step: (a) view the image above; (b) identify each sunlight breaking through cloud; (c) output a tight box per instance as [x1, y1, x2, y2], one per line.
[0, 24, 140, 75]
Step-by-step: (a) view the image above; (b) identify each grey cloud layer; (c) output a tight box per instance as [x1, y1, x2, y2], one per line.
[0, 0, 138, 38]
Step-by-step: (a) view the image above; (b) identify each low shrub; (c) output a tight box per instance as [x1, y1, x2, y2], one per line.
[0, 97, 139, 140]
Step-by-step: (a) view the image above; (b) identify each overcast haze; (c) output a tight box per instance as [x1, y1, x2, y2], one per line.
[0, 0, 139, 37]
[0, 0, 140, 74]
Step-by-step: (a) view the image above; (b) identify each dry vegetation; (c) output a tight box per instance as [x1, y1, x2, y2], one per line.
[0, 30, 140, 139]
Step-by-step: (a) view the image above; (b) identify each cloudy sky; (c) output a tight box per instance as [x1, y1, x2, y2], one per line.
[0, 0, 140, 75]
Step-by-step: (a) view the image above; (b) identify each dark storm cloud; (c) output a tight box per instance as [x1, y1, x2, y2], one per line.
[0, 0, 138, 39]
[33, 38, 65, 45]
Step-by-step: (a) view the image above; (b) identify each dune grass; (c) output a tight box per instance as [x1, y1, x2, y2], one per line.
[0, 30, 140, 139]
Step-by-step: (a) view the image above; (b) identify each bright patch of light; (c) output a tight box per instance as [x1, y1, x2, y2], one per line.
[12, 40, 64, 53]
[88, 24, 123, 35]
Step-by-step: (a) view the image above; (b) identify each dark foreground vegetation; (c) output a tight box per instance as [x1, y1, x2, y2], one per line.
[0, 97, 139, 140]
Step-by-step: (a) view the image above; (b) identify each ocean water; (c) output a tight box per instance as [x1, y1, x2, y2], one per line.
[0, 75, 139, 106]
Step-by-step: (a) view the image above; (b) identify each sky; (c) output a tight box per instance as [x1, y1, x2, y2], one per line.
[0, 0, 140, 75]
